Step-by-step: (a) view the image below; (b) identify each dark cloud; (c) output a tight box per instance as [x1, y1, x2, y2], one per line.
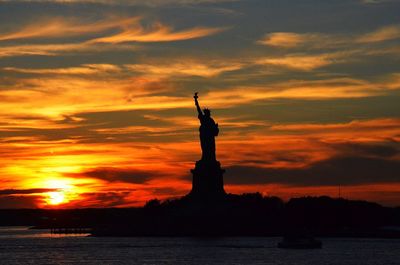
[332, 141, 399, 158]
[0, 195, 41, 209]
[76, 109, 171, 129]
[0, 188, 58, 195]
[225, 156, 400, 187]
[78, 192, 132, 208]
[0, 189, 56, 208]
[77, 167, 158, 184]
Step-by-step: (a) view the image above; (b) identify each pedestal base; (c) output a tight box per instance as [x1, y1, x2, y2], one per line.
[189, 159, 225, 199]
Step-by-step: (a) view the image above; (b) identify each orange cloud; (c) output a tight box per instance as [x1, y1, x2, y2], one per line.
[90, 22, 226, 43]
[0, 43, 140, 58]
[1, 67, 399, 124]
[126, 61, 243, 77]
[0, 17, 140, 41]
[3, 60, 243, 78]
[254, 53, 347, 71]
[0, 75, 184, 119]
[0, 16, 225, 60]
[203, 77, 391, 107]
[0, 16, 226, 58]
[357, 24, 400, 43]
[257, 32, 334, 48]
[3, 64, 121, 75]
[268, 119, 400, 146]
[257, 32, 345, 49]
[270, 118, 400, 133]
[258, 25, 400, 49]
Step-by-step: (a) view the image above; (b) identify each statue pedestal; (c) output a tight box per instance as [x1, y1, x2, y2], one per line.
[189, 159, 225, 199]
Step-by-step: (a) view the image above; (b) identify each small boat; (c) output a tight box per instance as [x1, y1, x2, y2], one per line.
[278, 235, 322, 249]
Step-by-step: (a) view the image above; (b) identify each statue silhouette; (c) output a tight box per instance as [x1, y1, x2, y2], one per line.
[190, 92, 225, 198]
[194, 92, 219, 161]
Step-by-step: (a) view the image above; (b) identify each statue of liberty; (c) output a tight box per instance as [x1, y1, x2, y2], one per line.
[194, 92, 219, 161]
[189, 92, 225, 198]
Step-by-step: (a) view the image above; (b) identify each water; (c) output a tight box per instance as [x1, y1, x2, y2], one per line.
[0, 227, 398, 265]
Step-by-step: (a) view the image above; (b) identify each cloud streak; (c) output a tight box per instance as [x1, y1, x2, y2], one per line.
[3, 64, 121, 75]
[0, 16, 226, 43]
[126, 61, 243, 77]
[225, 155, 400, 186]
[258, 24, 400, 48]
[0, 17, 135, 41]
[90, 23, 226, 43]
[204, 77, 399, 106]
[257, 32, 336, 48]
[0, 188, 58, 195]
[0, 43, 139, 58]
[357, 25, 400, 43]
[255, 53, 347, 71]
[75, 167, 159, 184]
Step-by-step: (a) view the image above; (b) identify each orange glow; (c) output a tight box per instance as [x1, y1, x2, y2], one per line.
[1, 116, 399, 208]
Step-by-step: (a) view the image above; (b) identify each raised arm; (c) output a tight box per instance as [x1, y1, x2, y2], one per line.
[194, 92, 203, 116]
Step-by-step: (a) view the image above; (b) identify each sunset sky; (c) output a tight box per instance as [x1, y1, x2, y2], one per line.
[0, 0, 399, 208]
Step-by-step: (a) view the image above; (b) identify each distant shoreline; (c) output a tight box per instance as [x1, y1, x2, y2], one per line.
[1, 195, 399, 238]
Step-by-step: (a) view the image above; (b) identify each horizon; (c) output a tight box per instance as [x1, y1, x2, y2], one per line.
[0, 194, 396, 210]
[1, 0, 400, 209]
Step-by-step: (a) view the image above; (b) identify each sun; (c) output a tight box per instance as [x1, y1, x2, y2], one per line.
[46, 191, 66, 205]
[42, 178, 73, 206]
[33, 177, 89, 207]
